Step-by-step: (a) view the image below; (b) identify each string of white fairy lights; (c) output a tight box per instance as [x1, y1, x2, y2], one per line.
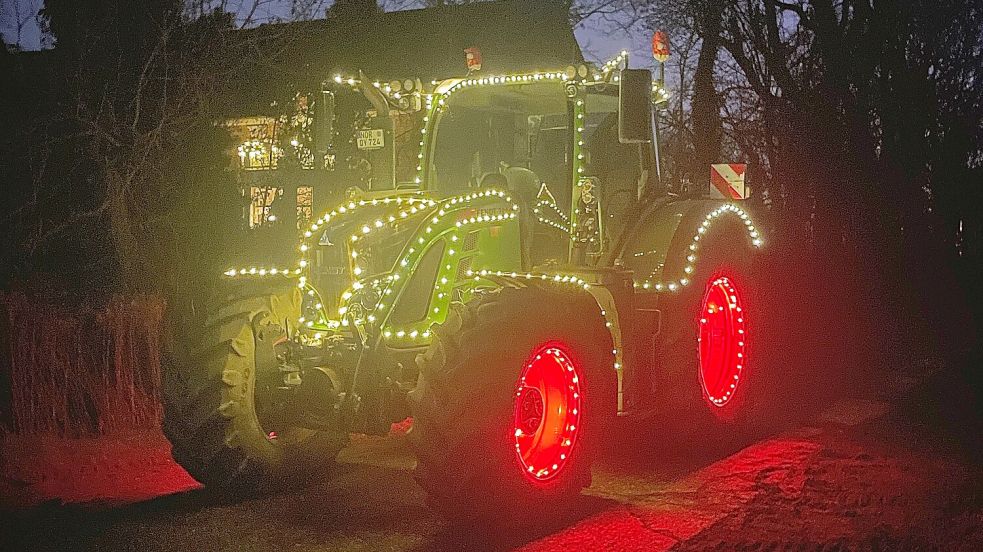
[223, 56, 750, 349]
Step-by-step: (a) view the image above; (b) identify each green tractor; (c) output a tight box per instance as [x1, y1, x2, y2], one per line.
[163, 56, 765, 525]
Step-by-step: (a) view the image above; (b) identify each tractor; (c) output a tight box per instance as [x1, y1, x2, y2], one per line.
[163, 52, 766, 526]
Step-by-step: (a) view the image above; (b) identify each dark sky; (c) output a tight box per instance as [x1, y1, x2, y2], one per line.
[1, 0, 654, 69]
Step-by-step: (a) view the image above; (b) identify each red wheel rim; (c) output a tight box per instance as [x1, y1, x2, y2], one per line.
[698, 275, 747, 408]
[513, 343, 582, 482]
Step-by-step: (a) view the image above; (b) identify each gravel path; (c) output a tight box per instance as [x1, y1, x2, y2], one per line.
[2, 399, 980, 551]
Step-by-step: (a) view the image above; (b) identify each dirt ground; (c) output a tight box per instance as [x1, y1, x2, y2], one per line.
[2, 391, 981, 552]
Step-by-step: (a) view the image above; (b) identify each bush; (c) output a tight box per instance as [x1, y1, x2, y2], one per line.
[0, 293, 164, 436]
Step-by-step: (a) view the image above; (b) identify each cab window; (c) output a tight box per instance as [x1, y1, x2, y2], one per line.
[430, 83, 570, 204]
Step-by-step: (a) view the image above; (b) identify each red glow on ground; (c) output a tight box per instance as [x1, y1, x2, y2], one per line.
[1, 431, 200, 508]
[389, 417, 413, 436]
[521, 437, 823, 551]
[513, 343, 582, 482]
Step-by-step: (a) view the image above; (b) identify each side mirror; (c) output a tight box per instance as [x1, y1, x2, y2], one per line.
[618, 69, 653, 144]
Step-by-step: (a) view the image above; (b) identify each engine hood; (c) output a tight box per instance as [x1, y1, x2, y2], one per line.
[296, 190, 439, 331]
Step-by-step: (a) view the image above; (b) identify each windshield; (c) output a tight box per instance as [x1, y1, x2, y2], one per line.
[426, 81, 646, 259]
[429, 82, 571, 204]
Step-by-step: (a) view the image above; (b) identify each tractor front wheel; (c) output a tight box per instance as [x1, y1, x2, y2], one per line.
[163, 282, 348, 493]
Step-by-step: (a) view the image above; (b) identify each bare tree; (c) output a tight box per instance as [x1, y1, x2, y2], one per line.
[2, 1, 341, 294]
[0, 0, 44, 49]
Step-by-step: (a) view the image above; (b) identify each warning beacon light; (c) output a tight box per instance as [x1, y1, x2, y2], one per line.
[653, 31, 670, 63]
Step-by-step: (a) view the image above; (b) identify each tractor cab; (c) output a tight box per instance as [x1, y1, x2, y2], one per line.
[419, 69, 659, 267]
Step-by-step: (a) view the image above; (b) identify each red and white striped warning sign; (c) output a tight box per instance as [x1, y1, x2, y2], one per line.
[710, 163, 748, 199]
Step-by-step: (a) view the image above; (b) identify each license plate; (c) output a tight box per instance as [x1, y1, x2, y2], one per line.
[357, 129, 385, 150]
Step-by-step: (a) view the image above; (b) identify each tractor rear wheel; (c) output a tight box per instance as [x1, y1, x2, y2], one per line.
[409, 286, 617, 527]
[162, 282, 348, 493]
[655, 211, 773, 439]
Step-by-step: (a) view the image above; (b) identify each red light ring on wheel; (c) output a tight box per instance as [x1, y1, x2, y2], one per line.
[698, 276, 747, 407]
[512, 343, 582, 482]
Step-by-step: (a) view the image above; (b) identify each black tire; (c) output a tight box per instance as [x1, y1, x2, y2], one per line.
[163, 281, 348, 493]
[654, 211, 773, 441]
[409, 285, 617, 527]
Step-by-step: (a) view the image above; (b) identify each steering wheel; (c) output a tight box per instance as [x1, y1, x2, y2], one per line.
[479, 172, 509, 189]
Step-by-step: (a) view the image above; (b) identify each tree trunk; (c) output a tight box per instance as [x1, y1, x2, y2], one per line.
[107, 173, 145, 292]
[689, 1, 724, 193]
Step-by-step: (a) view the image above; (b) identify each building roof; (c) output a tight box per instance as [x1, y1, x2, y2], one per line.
[223, 0, 582, 114]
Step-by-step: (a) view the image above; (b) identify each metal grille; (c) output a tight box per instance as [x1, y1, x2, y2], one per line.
[456, 257, 473, 281]
[463, 231, 479, 251]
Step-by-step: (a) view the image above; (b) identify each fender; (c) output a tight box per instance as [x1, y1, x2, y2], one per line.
[619, 198, 763, 292]
[472, 269, 631, 415]
[613, 198, 764, 414]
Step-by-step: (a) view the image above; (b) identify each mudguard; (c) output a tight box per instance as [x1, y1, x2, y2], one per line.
[619, 198, 762, 292]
